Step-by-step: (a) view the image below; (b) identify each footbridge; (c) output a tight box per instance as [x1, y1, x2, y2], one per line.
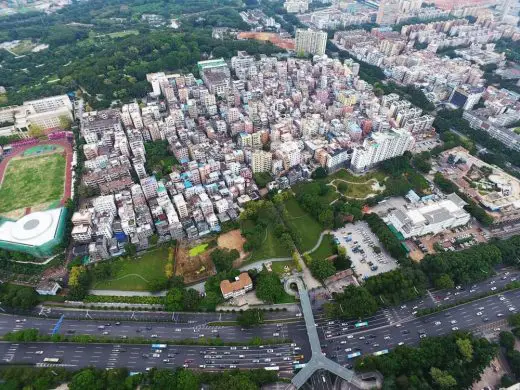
[287, 277, 382, 389]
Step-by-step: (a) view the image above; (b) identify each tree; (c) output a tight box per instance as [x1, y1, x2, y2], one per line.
[124, 243, 137, 257]
[164, 263, 174, 279]
[149, 234, 159, 246]
[430, 367, 457, 389]
[210, 248, 240, 273]
[0, 284, 38, 310]
[69, 369, 100, 390]
[148, 278, 168, 292]
[176, 369, 200, 390]
[309, 257, 336, 281]
[182, 288, 201, 311]
[500, 331, 515, 351]
[237, 309, 264, 328]
[255, 270, 287, 304]
[456, 338, 474, 362]
[164, 287, 183, 311]
[337, 182, 348, 193]
[325, 285, 378, 320]
[28, 124, 45, 138]
[311, 167, 327, 179]
[58, 115, 72, 130]
[435, 274, 455, 290]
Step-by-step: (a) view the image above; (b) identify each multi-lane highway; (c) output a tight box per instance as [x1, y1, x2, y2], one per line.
[0, 267, 518, 383]
[0, 313, 310, 349]
[319, 286, 520, 367]
[0, 341, 302, 376]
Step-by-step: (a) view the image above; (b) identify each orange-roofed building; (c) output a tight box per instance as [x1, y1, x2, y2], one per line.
[220, 272, 253, 300]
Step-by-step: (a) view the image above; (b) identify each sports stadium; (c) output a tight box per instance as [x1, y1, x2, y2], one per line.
[0, 136, 73, 257]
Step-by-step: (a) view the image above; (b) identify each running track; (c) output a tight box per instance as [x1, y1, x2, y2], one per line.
[0, 139, 73, 214]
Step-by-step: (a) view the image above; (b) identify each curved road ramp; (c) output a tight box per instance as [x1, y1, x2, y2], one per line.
[286, 277, 382, 389]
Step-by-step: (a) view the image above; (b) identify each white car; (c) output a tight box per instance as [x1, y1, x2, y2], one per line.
[229, 365, 236, 369]
[395, 324, 401, 328]
[152, 354, 160, 358]
[420, 334, 427, 338]
[451, 320, 457, 324]
[434, 321, 441, 326]
[452, 327, 459, 331]
[491, 287, 497, 291]
[340, 340, 347, 344]
[509, 307, 516, 312]
[476, 312, 483, 316]
[498, 313, 504, 317]
[384, 336, 391, 340]
[398, 342, 404, 346]
[272, 333, 279, 337]
[494, 328, 501, 332]
[345, 348, 352, 352]
[347, 335, 354, 339]
[35, 351, 43, 355]
[500, 297, 506, 301]
[359, 336, 365, 340]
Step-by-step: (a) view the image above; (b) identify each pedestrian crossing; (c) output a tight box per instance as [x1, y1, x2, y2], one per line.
[2, 344, 18, 363]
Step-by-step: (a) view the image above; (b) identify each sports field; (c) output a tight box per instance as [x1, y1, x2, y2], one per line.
[0, 153, 66, 213]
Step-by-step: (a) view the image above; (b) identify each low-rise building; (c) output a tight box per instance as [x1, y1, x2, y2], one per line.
[220, 272, 253, 300]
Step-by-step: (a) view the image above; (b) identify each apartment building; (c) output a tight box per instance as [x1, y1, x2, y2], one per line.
[295, 29, 327, 56]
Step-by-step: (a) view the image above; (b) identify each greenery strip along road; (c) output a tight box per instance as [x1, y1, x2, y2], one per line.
[416, 282, 520, 317]
[3, 329, 291, 347]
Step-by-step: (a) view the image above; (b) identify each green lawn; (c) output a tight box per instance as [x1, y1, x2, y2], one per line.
[284, 197, 324, 252]
[270, 260, 295, 276]
[332, 179, 379, 199]
[330, 168, 387, 184]
[0, 153, 65, 213]
[245, 224, 291, 263]
[309, 234, 336, 260]
[92, 247, 170, 291]
[189, 243, 208, 257]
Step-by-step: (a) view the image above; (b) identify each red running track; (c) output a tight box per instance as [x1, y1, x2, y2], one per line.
[0, 140, 73, 215]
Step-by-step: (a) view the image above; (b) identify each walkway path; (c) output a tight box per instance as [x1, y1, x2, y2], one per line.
[303, 230, 332, 255]
[89, 290, 167, 297]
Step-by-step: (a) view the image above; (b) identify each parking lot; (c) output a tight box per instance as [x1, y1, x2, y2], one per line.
[333, 221, 399, 281]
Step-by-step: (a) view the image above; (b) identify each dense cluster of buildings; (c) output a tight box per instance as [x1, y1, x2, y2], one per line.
[66, 52, 438, 260]
[333, 17, 520, 109]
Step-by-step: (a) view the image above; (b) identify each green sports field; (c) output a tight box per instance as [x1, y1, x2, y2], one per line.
[0, 153, 66, 213]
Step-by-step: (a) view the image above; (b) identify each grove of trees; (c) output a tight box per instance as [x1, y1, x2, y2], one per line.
[356, 332, 497, 390]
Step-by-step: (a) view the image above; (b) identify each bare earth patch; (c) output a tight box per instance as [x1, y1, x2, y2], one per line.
[218, 229, 249, 267]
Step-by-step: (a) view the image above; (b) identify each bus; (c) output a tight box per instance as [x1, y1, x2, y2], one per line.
[347, 351, 361, 359]
[354, 321, 368, 328]
[151, 344, 167, 349]
[43, 358, 62, 363]
[264, 366, 279, 371]
[373, 349, 389, 356]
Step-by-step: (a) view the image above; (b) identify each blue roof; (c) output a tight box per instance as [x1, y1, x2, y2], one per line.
[184, 180, 193, 188]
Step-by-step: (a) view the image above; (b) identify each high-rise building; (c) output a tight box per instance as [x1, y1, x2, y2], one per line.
[251, 150, 273, 173]
[376, 0, 402, 25]
[295, 29, 327, 56]
[351, 128, 414, 172]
